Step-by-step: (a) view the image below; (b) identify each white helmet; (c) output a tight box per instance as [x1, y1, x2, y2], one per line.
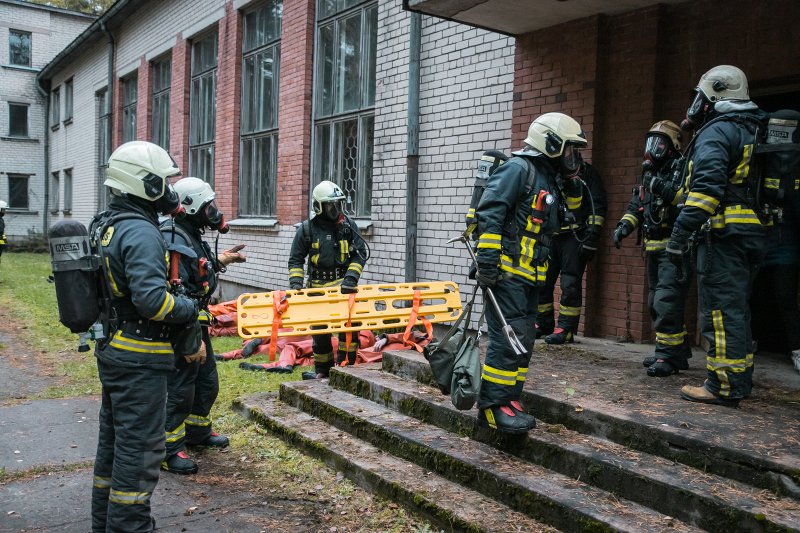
[174, 177, 215, 215]
[312, 180, 346, 216]
[696, 65, 749, 102]
[0, 200, 7, 210]
[105, 141, 179, 200]
[524, 113, 587, 158]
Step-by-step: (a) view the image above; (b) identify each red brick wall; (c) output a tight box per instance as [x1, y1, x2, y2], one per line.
[213, 1, 243, 219]
[111, 75, 122, 150]
[170, 34, 191, 176]
[136, 56, 151, 141]
[513, 0, 800, 342]
[276, 0, 316, 225]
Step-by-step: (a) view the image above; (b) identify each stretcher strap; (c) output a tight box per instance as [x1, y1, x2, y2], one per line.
[340, 293, 357, 367]
[402, 290, 433, 353]
[269, 291, 288, 361]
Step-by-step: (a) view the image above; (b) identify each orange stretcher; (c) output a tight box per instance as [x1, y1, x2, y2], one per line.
[236, 281, 462, 340]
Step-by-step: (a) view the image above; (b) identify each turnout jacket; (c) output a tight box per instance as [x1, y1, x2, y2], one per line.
[674, 105, 770, 236]
[95, 197, 197, 369]
[475, 152, 581, 286]
[288, 215, 367, 288]
[619, 156, 685, 252]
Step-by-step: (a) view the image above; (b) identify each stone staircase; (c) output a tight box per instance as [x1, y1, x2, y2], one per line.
[234, 347, 800, 533]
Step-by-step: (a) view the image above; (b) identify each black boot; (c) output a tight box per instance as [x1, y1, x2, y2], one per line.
[642, 355, 657, 367]
[535, 326, 552, 339]
[478, 405, 536, 434]
[647, 358, 689, 377]
[161, 450, 198, 475]
[544, 328, 574, 345]
[241, 338, 263, 358]
[302, 362, 332, 380]
[193, 432, 229, 448]
[509, 400, 537, 428]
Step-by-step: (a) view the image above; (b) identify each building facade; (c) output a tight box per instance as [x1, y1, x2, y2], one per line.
[0, 0, 93, 242]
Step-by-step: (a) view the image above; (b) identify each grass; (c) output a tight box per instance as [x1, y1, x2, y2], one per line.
[0, 252, 438, 531]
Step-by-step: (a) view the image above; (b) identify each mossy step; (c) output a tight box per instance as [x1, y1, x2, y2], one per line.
[233, 393, 556, 533]
[279, 380, 701, 533]
[382, 349, 800, 497]
[329, 364, 800, 533]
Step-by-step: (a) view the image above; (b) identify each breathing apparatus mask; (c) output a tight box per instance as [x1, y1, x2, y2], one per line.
[321, 200, 344, 222]
[681, 89, 715, 132]
[642, 134, 672, 172]
[153, 182, 184, 217]
[198, 199, 229, 233]
[561, 144, 583, 178]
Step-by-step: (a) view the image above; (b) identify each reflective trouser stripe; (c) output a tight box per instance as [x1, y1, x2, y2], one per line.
[516, 367, 528, 383]
[313, 350, 334, 363]
[559, 305, 581, 317]
[185, 414, 211, 427]
[166, 422, 186, 442]
[712, 310, 726, 359]
[655, 331, 686, 346]
[93, 475, 112, 490]
[538, 302, 554, 313]
[706, 353, 752, 373]
[645, 239, 668, 252]
[481, 364, 517, 386]
[565, 195, 582, 210]
[109, 489, 151, 505]
[108, 332, 172, 354]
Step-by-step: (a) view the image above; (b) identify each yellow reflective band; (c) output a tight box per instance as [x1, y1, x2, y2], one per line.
[310, 278, 344, 288]
[706, 357, 747, 373]
[566, 195, 582, 210]
[467, 208, 476, 217]
[656, 331, 686, 346]
[482, 373, 517, 386]
[520, 236, 536, 262]
[289, 268, 304, 275]
[105, 257, 124, 297]
[313, 350, 334, 363]
[483, 408, 497, 429]
[538, 302, 554, 313]
[483, 365, 517, 377]
[482, 364, 518, 386]
[151, 293, 175, 321]
[795, 179, 800, 191]
[685, 191, 720, 214]
[517, 367, 528, 382]
[109, 489, 151, 505]
[185, 414, 211, 427]
[732, 144, 753, 183]
[559, 305, 581, 317]
[645, 239, 668, 252]
[621, 214, 639, 228]
[587, 215, 605, 226]
[347, 263, 363, 274]
[93, 475, 112, 489]
[500, 255, 547, 284]
[712, 309, 726, 359]
[477, 233, 502, 250]
[166, 423, 186, 442]
[765, 178, 780, 189]
[109, 332, 172, 354]
[311, 254, 319, 265]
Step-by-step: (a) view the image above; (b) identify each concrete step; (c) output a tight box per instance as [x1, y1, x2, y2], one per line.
[278, 379, 701, 533]
[329, 364, 800, 532]
[382, 349, 800, 498]
[233, 392, 557, 533]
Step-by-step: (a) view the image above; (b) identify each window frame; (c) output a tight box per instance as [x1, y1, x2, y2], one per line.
[9, 29, 32, 67]
[121, 74, 138, 143]
[189, 30, 218, 185]
[8, 102, 29, 137]
[151, 54, 171, 150]
[239, 0, 283, 218]
[8, 174, 30, 210]
[96, 88, 112, 211]
[63, 168, 73, 213]
[64, 78, 74, 123]
[50, 171, 60, 213]
[51, 86, 61, 126]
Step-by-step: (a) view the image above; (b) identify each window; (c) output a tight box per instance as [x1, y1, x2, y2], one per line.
[8, 174, 29, 209]
[50, 171, 60, 213]
[189, 32, 218, 185]
[64, 78, 74, 122]
[51, 87, 60, 125]
[122, 75, 137, 143]
[151, 55, 171, 150]
[313, 0, 377, 217]
[8, 103, 28, 137]
[9, 29, 31, 67]
[97, 88, 111, 211]
[240, 0, 282, 217]
[63, 169, 73, 212]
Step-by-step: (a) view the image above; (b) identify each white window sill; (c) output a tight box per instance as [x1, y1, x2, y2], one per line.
[228, 218, 279, 229]
[1, 64, 40, 73]
[1, 136, 39, 142]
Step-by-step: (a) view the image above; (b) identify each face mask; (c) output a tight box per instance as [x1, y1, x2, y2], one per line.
[201, 200, 229, 233]
[561, 144, 582, 178]
[154, 184, 184, 217]
[321, 201, 343, 221]
[681, 90, 713, 131]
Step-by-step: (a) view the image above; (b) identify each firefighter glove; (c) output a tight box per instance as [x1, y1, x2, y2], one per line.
[613, 221, 633, 249]
[475, 264, 499, 289]
[184, 341, 207, 364]
[219, 244, 246, 266]
[666, 228, 691, 281]
[198, 309, 214, 326]
[340, 275, 359, 294]
[644, 174, 676, 204]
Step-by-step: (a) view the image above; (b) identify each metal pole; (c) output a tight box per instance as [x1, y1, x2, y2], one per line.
[405, 12, 421, 283]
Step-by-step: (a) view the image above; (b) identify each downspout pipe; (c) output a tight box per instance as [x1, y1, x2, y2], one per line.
[101, 21, 115, 207]
[405, 12, 421, 283]
[35, 80, 50, 235]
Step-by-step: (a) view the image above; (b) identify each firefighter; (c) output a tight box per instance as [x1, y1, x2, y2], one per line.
[288, 180, 368, 379]
[474, 112, 586, 433]
[90, 141, 199, 533]
[159, 177, 246, 475]
[0, 200, 7, 263]
[613, 121, 692, 376]
[668, 65, 769, 406]
[536, 156, 607, 344]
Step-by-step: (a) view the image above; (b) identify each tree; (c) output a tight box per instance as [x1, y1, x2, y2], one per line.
[28, 0, 115, 15]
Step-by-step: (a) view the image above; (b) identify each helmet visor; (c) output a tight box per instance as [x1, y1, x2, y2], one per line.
[202, 200, 228, 233]
[561, 144, 582, 177]
[154, 183, 184, 216]
[644, 134, 670, 162]
[322, 201, 343, 221]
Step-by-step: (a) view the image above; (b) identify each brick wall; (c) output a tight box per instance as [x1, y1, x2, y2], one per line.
[136, 56, 152, 141]
[170, 34, 192, 176]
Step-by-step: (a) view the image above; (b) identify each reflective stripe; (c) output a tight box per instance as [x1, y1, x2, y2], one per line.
[796, 179, 800, 191]
[645, 239, 668, 252]
[538, 302, 554, 313]
[289, 268, 304, 276]
[517, 366, 528, 383]
[166, 422, 186, 442]
[712, 309, 726, 359]
[108, 332, 172, 354]
[93, 475, 112, 489]
[477, 233, 502, 250]
[313, 350, 334, 363]
[466, 208, 476, 220]
[481, 364, 517, 386]
[765, 178, 780, 189]
[685, 191, 720, 214]
[559, 305, 580, 317]
[656, 330, 686, 346]
[621, 214, 639, 228]
[339, 240, 348, 263]
[310, 279, 344, 288]
[500, 255, 547, 284]
[483, 408, 497, 429]
[732, 144, 753, 183]
[151, 293, 175, 321]
[109, 489, 151, 505]
[709, 205, 762, 228]
[105, 257, 124, 297]
[185, 414, 211, 427]
[565, 194, 581, 210]
[347, 263, 363, 275]
[586, 215, 605, 227]
[706, 357, 748, 373]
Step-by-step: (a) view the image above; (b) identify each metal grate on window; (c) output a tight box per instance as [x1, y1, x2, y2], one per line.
[9, 30, 31, 67]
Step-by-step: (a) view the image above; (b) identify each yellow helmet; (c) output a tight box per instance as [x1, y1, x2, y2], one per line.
[648, 120, 683, 152]
[524, 113, 587, 158]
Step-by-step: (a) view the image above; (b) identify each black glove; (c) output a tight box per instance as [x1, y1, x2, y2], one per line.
[475, 264, 499, 289]
[340, 275, 359, 294]
[580, 243, 597, 262]
[666, 228, 691, 282]
[290, 282, 303, 290]
[613, 222, 633, 249]
[468, 263, 477, 280]
[644, 174, 677, 204]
